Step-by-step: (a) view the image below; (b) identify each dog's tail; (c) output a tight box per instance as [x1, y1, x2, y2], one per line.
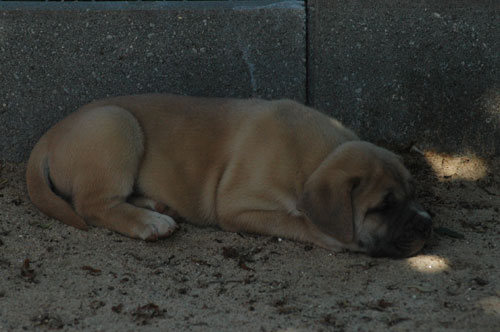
[26, 135, 88, 230]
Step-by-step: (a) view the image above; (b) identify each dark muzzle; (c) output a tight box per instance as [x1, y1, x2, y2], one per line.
[370, 202, 433, 258]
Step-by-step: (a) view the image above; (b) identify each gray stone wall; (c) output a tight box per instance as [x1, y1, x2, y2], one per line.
[308, 0, 500, 156]
[1, 0, 499, 161]
[0, 1, 305, 162]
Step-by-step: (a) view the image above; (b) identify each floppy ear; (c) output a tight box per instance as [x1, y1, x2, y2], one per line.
[299, 171, 358, 244]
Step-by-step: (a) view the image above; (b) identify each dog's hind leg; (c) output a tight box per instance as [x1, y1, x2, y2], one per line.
[52, 106, 177, 240]
[78, 198, 178, 241]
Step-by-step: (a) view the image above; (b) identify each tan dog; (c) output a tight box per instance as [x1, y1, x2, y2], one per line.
[26, 94, 432, 257]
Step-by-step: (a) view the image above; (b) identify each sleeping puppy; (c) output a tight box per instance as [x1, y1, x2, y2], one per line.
[26, 94, 432, 257]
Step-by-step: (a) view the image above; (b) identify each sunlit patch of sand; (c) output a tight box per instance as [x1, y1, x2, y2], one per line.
[407, 254, 450, 274]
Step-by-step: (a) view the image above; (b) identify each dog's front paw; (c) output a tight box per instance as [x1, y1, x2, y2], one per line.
[137, 211, 178, 241]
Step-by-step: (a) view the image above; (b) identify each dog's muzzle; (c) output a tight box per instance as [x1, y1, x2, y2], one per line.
[368, 202, 433, 258]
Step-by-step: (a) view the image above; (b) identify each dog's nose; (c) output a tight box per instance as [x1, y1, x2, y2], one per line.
[413, 213, 432, 238]
[409, 202, 432, 237]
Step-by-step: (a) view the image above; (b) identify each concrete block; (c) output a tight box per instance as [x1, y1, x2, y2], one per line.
[308, 0, 500, 156]
[0, 1, 305, 162]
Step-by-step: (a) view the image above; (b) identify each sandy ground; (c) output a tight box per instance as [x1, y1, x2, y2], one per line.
[0, 150, 499, 331]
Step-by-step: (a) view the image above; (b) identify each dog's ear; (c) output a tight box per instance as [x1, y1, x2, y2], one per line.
[299, 171, 359, 244]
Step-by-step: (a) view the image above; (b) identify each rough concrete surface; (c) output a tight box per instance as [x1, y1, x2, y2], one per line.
[308, 0, 500, 156]
[0, 1, 305, 162]
[0, 152, 499, 331]
[2, 0, 500, 161]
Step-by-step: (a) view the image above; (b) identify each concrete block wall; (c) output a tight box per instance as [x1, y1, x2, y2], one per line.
[308, 0, 500, 157]
[0, 1, 305, 162]
[1, 0, 499, 162]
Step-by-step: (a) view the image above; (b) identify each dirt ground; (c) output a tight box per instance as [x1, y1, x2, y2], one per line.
[0, 150, 499, 331]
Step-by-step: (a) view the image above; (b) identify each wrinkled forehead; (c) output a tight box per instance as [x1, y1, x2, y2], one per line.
[339, 142, 414, 198]
[382, 159, 413, 196]
[357, 158, 413, 204]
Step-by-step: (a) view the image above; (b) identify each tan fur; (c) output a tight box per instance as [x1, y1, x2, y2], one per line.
[26, 94, 430, 254]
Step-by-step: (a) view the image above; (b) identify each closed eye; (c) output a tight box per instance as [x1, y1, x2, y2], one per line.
[368, 192, 395, 214]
